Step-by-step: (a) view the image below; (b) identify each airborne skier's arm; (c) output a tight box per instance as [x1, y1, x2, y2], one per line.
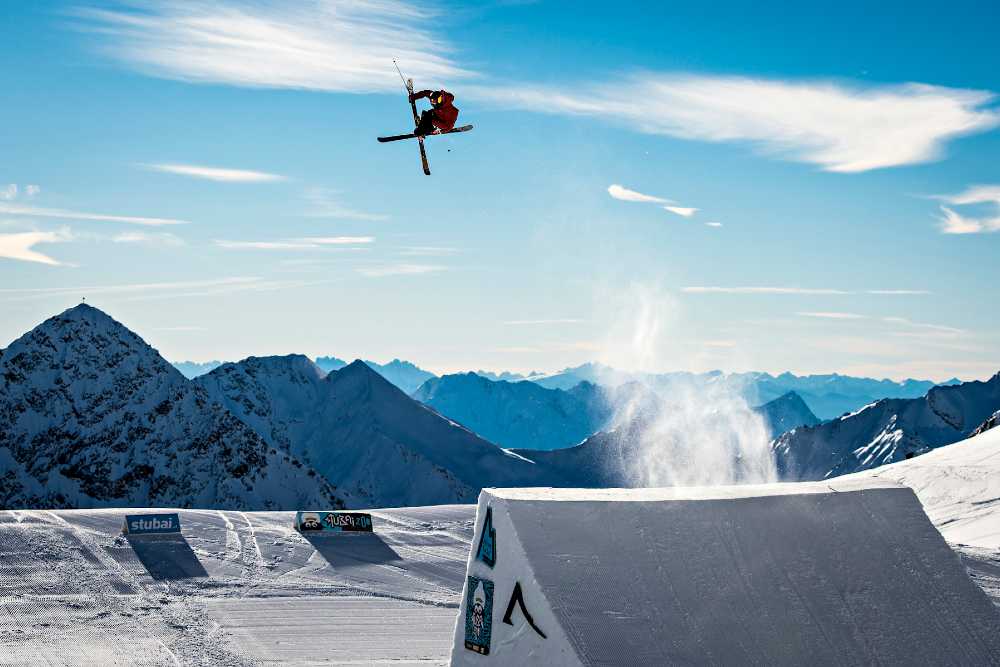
[409, 89, 433, 102]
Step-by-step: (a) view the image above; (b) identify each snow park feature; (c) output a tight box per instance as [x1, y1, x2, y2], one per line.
[450, 482, 1000, 666]
[122, 512, 181, 535]
[294, 510, 374, 533]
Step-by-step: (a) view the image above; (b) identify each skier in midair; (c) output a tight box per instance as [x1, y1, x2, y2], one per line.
[409, 89, 459, 137]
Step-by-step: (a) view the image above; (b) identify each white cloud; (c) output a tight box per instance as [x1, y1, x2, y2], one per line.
[474, 75, 999, 172]
[145, 163, 285, 183]
[1, 185, 17, 201]
[0, 229, 72, 265]
[304, 189, 387, 221]
[295, 236, 374, 245]
[503, 318, 585, 325]
[76, 0, 470, 94]
[936, 185, 1000, 234]
[216, 236, 373, 250]
[0, 203, 188, 226]
[399, 246, 461, 256]
[112, 231, 184, 246]
[24, 185, 40, 198]
[882, 316, 965, 336]
[0, 276, 327, 302]
[798, 311, 866, 319]
[358, 263, 445, 277]
[705, 222, 723, 228]
[607, 184, 670, 204]
[682, 286, 851, 295]
[663, 206, 698, 217]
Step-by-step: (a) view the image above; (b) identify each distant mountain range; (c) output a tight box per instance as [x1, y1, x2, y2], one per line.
[181, 356, 436, 394]
[512, 362, 956, 420]
[177, 359, 954, 421]
[413, 374, 819, 450]
[773, 373, 1000, 480]
[5, 305, 996, 511]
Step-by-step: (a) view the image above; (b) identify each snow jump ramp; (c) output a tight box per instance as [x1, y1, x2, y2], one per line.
[450, 480, 1000, 666]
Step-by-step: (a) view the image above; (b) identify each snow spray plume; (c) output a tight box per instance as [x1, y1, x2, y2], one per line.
[596, 284, 777, 488]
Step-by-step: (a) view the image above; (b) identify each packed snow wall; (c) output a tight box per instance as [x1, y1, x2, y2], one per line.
[450, 481, 1000, 666]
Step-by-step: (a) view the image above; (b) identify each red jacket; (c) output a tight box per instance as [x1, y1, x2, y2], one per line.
[414, 90, 459, 131]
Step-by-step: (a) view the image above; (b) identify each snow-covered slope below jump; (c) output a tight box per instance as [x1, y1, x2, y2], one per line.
[773, 372, 1000, 480]
[0, 305, 343, 510]
[196, 356, 565, 508]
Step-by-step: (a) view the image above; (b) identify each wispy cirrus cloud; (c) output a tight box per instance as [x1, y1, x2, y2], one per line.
[144, 163, 286, 183]
[0, 202, 188, 226]
[215, 237, 374, 250]
[798, 311, 866, 319]
[503, 318, 585, 325]
[0, 229, 72, 265]
[607, 184, 670, 204]
[112, 231, 185, 246]
[935, 185, 1000, 234]
[1, 184, 41, 201]
[663, 205, 698, 217]
[304, 189, 387, 221]
[705, 222, 723, 228]
[0, 276, 326, 302]
[75, 0, 471, 93]
[686, 286, 931, 296]
[475, 75, 999, 172]
[683, 286, 851, 295]
[357, 263, 445, 277]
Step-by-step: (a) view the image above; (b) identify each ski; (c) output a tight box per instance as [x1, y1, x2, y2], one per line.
[405, 78, 431, 175]
[377, 125, 474, 143]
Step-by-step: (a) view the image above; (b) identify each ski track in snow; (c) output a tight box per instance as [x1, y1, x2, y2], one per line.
[0, 506, 472, 665]
[3, 429, 1000, 663]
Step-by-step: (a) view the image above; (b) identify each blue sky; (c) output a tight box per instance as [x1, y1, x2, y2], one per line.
[1, 0, 998, 381]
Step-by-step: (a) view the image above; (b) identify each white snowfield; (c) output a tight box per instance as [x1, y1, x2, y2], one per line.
[451, 481, 1000, 666]
[1, 427, 999, 665]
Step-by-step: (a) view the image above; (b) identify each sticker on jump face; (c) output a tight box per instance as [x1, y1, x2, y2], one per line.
[295, 511, 373, 532]
[476, 506, 496, 568]
[464, 576, 494, 655]
[502, 582, 547, 639]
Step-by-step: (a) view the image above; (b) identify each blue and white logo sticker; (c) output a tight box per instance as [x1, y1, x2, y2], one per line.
[123, 513, 181, 535]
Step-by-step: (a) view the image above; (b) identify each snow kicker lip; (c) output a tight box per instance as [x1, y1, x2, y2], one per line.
[122, 513, 181, 535]
[294, 511, 373, 533]
[451, 481, 1000, 666]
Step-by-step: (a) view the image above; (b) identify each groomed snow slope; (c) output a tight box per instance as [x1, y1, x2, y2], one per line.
[4, 430, 1000, 665]
[0, 506, 474, 666]
[451, 481, 1000, 666]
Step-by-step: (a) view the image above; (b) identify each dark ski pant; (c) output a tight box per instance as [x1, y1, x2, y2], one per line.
[416, 110, 438, 137]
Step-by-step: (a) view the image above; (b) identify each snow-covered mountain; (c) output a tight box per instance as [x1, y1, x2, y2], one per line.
[364, 359, 437, 394]
[525, 363, 950, 419]
[773, 372, 1000, 480]
[316, 356, 435, 393]
[412, 373, 615, 450]
[195, 356, 564, 508]
[972, 409, 1000, 437]
[0, 305, 343, 510]
[171, 359, 224, 379]
[756, 391, 821, 437]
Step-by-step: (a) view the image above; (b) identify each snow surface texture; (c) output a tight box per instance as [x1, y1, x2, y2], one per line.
[2, 430, 1000, 664]
[773, 372, 1000, 479]
[0, 305, 342, 510]
[0, 506, 473, 666]
[451, 482, 1000, 666]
